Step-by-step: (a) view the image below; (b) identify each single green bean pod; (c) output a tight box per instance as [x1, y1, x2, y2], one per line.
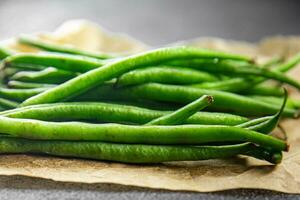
[146, 95, 213, 125]
[4, 53, 107, 73]
[19, 36, 116, 59]
[0, 137, 282, 164]
[117, 66, 218, 87]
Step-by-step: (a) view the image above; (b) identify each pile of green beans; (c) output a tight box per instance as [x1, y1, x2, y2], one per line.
[0, 39, 300, 165]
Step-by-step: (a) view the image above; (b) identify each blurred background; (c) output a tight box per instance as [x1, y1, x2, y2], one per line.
[0, 0, 299, 46]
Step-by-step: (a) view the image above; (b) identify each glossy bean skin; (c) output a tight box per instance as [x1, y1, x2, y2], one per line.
[191, 78, 250, 92]
[7, 81, 55, 89]
[0, 47, 11, 60]
[192, 80, 284, 96]
[168, 59, 300, 90]
[0, 116, 287, 151]
[6, 63, 51, 71]
[0, 98, 18, 109]
[117, 66, 218, 87]
[240, 84, 284, 97]
[238, 90, 287, 134]
[277, 53, 300, 72]
[1, 102, 248, 125]
[4, 53, 107, 73]
[81, 83, 297, 117]
[146, 95, 213, 125]
[20, 46, 251, 106]
[238, 116, 271, 130]
[0, 87, 48, 101]
[190, 54, 300, 93]
[10, 67, 78, 84]
[0, 137, 281, 164]
[19, 36, 115, 59]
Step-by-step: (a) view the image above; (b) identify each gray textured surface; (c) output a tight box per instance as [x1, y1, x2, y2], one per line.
[0, 175, 299, 200]
[0, 0, 300, 199]
[0, 0, 299, 45]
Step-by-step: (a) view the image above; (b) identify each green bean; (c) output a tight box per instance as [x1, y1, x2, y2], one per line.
[0, 137, 281, 164]
[240, 84, 284, 96]
[249, 95, 300, 110]
[0, 98, 18, 109]
[20, 46, 251, 106]
[7, 81, 55, 89]
[0, 116, 287, 151]
[146, 95, 213, 125]
[289, 99, 300, 109]
[19, 36, 115, 59]
[0, 102, 248, 125]
[4, 53, 107, 73]
[0, 87, 48, 101]
[237, 116, 271, 129]
[191, 78, 249, 92]
[262, 56, 284, 68]
[277, 53, 300, 72]
[190, 54, 300, 93]
[6, 63, 49, 71]
[169, 59, 300, 90]
[117, 66, 218, 87]
[10, 67, 78, 84]
[0, 46, 12, 60]
[83, 83, 297, 117]
[238, 89, 287, 134]
[191, 79, 284, 96]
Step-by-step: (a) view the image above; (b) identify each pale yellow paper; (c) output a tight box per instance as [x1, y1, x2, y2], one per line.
[1, 19, 300, 193]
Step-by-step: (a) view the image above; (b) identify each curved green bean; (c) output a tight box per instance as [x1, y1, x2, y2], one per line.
[20, 46, 251, 106]
[146, 95, 213, 125]
[19, 36, 115, 59]
[0, 137, 281, 164]
[0, 116, 287, 151]
[238, 89, 287, 134]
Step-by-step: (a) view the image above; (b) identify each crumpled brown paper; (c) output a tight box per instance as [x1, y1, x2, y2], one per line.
[1, 19, 300, 193]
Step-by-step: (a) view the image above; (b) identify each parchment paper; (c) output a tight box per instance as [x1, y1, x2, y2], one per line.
[1, 19, 300, 193]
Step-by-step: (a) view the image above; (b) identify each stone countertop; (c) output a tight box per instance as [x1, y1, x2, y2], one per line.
[0, 0, 299, 199]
